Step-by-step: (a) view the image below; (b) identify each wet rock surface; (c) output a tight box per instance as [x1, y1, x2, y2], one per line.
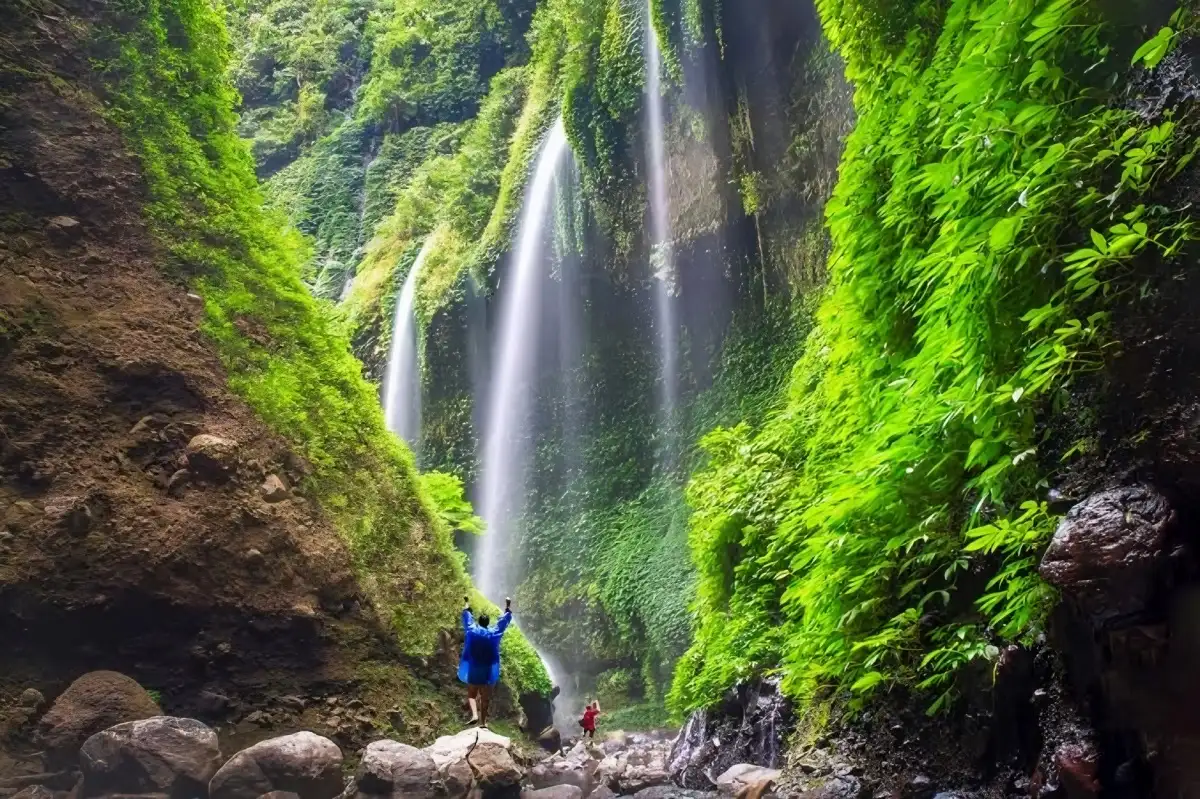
[668, 680, 792, 790]
[1038, 485, 1177, 625]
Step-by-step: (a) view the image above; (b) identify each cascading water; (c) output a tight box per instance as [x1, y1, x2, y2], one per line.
[381, 239, 432, 450]
[644, 3, 679, 456]
[474, 118, 571, 601]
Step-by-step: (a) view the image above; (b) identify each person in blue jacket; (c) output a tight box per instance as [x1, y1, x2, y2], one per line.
[459, 594, 512, 728]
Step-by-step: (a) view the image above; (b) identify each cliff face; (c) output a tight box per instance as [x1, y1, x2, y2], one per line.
[0, 0, 536, 749]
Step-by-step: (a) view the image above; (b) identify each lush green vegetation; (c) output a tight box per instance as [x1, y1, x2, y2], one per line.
[82, 0, 1200, 733]
[91, 0, 548, 695]
[671, 0, 1198, 715]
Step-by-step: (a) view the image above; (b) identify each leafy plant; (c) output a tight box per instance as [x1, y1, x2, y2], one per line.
[671, 0, 1198, 716]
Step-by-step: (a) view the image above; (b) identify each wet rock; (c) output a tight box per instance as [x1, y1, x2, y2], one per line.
[1054, 741, 1100, 799]
[520, 692, 555, 737]
[185, 434, 239, 480]
[37, 671, 162, 767]
[208, 731, 343, 799]
[587, 787, 616, 799]
[1039, 486, 1176, 626]
[354, 740, 438, 799]
[79, 716, 222, 797]
[261, 475, 290, 503]
[522, 787, 583, 799]
[669, 680, 792, 790]
[715, 765, 781, 797]
[19, 688, 45, 709]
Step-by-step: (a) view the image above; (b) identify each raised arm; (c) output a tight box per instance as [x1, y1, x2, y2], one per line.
[462, 596, 474, 631]
[495, 597, 513, 634]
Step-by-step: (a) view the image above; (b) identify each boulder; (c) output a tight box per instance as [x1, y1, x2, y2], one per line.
[537, 726, 562, 753]
[79, 716, 222, 797]
[715, 765, 781, 797]
[1039, 486, 1176, 625]
[424, 728, 512, 799]
[468, 742, 523, 788]
[519, 692, 555, 737]
[37, 671, 162, 766]
[208, 731, 343, 799]
[354, 740, 438, 799]
[18, 689, 45, 709]
[185, 434, 239, 480]
[522, 787, 583, 799]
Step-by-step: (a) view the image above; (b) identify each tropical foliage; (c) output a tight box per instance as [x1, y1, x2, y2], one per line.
[671, 0, 1198, 714]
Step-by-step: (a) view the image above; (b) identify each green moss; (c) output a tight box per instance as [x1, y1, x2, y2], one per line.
[92, 0, 549, 702]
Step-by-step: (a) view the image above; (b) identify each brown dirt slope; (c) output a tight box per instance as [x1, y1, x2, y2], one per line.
[0, 0, 449, 728]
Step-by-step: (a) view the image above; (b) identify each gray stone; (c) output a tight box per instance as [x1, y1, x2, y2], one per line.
[80, 716, 222, 797]
[715, 765, 781, 797]
[209, 731, 343, 799]
[18, 688, 45, 709]
[185, 434, 239, 480]
[521, 787, 583, 799]
[354, 740, 438, 799]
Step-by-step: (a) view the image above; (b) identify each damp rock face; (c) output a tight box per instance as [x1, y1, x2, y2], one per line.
[1039, 485, 1177, 626]
[668, 679, 792, 790]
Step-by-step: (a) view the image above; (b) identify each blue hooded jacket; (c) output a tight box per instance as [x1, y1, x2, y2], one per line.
[458, 608, 512, 686]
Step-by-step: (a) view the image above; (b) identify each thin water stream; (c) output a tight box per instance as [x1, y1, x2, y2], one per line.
[474, 118, 571, 601]
[381, 238, 432, 451]
[644, 3, 679, 458]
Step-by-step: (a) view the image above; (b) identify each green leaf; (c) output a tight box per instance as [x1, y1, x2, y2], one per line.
[1132, 27, 1176, 69]
[851, 671, 886, 693]
[989, 217, 1021, 252]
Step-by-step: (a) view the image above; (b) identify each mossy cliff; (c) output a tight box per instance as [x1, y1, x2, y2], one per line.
[0, 0, 547, 731]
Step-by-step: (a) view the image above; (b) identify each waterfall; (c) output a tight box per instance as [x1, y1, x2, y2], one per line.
[381, 238, 432, 451]
[644, 3, 679, 455]
[474, 118, 571, 601]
